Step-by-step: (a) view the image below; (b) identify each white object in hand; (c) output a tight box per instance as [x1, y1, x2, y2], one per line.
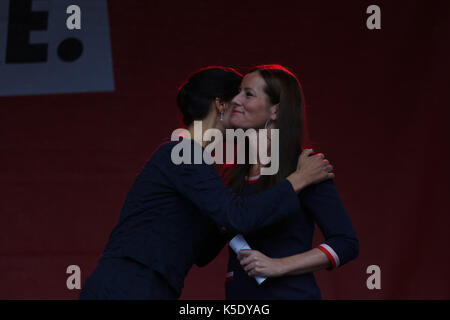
[229, 234, 267, 285]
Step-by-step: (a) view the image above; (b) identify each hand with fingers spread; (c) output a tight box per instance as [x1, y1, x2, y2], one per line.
[286, 149, 334, 193]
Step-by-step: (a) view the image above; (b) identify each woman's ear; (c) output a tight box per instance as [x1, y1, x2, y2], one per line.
[270, 104, 279, 121]
[215, 98, 226, 114]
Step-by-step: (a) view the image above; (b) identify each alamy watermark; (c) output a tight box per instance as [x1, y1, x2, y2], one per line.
[366, 264, 381, 290]
[170, 121, 280, 175]
[66, 265, 81, 290]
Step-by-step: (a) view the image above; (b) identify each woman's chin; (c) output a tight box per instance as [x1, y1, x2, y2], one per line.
[230, 114, 247, 129]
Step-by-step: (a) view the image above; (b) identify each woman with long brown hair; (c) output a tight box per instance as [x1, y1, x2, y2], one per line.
[79, 66, 332, 299]
[223, 64, 359, 299]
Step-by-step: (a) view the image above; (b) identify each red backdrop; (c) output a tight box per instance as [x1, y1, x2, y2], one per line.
[1, 0, 449, 299]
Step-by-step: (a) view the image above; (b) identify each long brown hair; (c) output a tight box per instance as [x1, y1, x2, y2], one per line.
[224, 64, 306, 195]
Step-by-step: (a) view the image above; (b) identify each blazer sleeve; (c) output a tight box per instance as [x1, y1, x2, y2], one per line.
[299, 179, 359, 268]
[194, 224, 231, 267]
[158, 145, 301, 235]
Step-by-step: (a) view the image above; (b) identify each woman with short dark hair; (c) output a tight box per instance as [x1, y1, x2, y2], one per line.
[79, 66, 333, 299]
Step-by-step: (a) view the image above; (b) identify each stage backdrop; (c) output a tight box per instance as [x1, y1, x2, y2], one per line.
[0, 0, 449, 299]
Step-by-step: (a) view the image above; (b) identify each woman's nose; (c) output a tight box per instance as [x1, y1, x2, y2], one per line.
[231, 94, 242, 106]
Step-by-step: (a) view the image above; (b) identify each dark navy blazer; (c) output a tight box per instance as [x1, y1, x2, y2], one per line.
[94, 137, 301, 297]
[225, 175, 359, 300]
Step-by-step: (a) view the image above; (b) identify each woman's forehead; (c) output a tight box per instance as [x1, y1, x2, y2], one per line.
[242, 72, 265, 90]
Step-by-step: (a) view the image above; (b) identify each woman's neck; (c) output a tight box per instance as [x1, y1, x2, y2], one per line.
[249, 163, 262, 177]
[186, 115, 217, 147]
[252, 126, 273, 169]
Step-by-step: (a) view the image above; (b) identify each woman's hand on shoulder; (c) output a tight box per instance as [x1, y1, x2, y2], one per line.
[287, 149, 334, 193]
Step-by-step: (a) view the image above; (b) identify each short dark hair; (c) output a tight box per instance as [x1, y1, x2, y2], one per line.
[177, 66, 243, 126]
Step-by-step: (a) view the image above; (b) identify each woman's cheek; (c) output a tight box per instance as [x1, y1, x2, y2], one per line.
[222, 109, 234, 129]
